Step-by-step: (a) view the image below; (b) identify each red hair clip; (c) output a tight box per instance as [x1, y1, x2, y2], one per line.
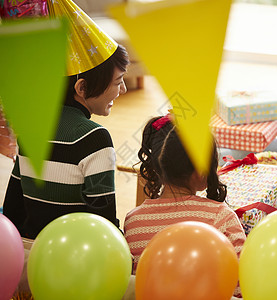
[152, 114, 171, 130]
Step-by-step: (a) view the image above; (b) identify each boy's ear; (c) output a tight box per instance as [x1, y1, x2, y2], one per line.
[74, 79, 86, 98]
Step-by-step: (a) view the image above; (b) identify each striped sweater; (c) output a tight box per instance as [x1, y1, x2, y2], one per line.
[3, 103, 119, 238]
[124, 195, 246, 274]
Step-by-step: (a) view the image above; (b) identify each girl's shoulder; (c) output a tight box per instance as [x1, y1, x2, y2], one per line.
[192, 194, 225, 205]
[125, 201, 149, 217]
[124, 198, 160, 222]
[195, 192, 230, 205]
[193, 194, 236, 215]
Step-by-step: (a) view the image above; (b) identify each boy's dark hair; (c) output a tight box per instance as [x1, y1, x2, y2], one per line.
[138, 116, 227, 202]
[64, 44, 129, 105]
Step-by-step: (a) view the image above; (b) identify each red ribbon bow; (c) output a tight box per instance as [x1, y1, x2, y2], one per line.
[217, 153, 258, 175]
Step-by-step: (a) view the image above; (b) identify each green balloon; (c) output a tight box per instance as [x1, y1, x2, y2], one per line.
[27, 213, 132, 300]
[240, 211, 277, 300]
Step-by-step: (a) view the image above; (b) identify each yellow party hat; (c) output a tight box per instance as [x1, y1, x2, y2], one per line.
[47, 0, 118, 75]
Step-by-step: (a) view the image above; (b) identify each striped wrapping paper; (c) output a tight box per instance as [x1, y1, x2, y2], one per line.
[210, 114, 277, 152]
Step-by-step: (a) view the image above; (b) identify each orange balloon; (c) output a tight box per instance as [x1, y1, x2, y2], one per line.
[135, 221, 238, 300]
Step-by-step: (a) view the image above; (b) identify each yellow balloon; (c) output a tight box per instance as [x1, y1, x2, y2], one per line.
[240, 211, 277, 300]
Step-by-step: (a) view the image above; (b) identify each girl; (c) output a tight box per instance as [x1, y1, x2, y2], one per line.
[124, 115, 245, 297]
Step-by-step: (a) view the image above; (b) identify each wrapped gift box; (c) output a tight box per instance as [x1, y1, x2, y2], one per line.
[219, 163, 277, 235]
[0, 0, 49, 19]
[216, 90, 277, 125]
[210, 114, 277, 152]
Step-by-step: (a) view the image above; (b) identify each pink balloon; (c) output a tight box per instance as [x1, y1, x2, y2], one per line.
[0, 214, 24, 300]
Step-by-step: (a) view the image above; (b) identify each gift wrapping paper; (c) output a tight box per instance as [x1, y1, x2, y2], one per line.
[220, 164, 277, 235]
[216, 90, 277, 125]
[0, 0, 48, 19]
[197, 163, 277, 234]
[210, 114, 277, 152]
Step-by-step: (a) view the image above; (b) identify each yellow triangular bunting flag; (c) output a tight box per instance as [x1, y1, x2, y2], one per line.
[109, 0, 232, 174]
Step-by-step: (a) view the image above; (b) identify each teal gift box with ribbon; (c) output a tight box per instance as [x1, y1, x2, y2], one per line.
[216, 90, 277, 125]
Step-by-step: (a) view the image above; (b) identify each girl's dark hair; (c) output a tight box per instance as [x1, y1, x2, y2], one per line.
[206, 140, 227, 202]
[64, 44, 129, 105]
[138, 116, 227, 202]
[138, 117, 173, 199]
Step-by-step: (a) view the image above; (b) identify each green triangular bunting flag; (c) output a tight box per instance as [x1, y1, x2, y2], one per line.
[0, 18, 68, 176]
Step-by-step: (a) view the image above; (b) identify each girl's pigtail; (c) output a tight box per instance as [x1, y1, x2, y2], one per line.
[206, 143, 227, 202]
[206, 169, 227, 202]
[138, 118, 163, 199]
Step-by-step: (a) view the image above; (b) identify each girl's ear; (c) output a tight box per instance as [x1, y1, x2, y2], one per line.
[74, 79, 86, 98]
